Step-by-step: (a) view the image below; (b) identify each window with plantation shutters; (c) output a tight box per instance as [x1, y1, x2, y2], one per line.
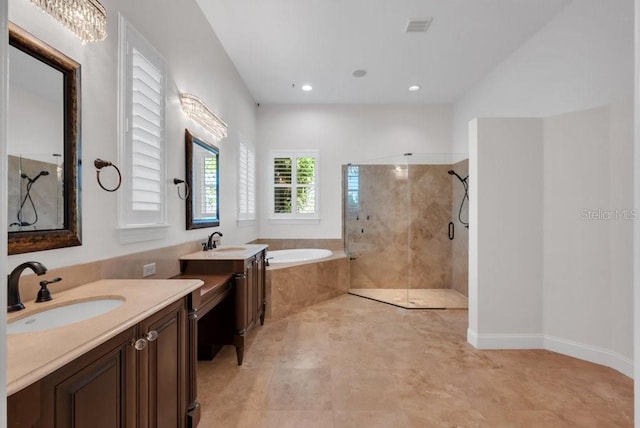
[270, 151, 319, 220]
[195, 145, 218, 220]
[238, 139, 256, 222]
[118, 16, 167, 230]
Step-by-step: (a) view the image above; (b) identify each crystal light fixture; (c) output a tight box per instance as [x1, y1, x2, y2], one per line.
[180, 93, 228, 141]
[30, 0, 107, 44]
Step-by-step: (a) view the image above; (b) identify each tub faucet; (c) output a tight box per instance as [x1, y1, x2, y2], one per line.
[207, 231, 223, 250]
[7, 261, 48, 312]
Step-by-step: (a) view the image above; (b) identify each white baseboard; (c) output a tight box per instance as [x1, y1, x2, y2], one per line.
[467, 329, 544, 349]
[466, 329, 633, 378]
[544, 335, 633, 378]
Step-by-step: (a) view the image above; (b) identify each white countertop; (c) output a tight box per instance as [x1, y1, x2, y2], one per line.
[7, 278, 203, 395]
[180, 244, 268, 261]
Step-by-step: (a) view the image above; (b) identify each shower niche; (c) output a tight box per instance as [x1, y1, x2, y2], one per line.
[343, 154, 469, 309]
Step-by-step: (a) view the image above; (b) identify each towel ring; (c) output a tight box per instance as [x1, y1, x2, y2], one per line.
[173, 178, 190, 200]
[94, 159, 122, 192]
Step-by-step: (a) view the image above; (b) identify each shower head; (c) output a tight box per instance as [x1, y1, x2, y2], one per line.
[21, 170, 49, 184]
[448, 169, 468, 183]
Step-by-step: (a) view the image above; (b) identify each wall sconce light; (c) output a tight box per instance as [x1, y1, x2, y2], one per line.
[29, 0, 107, 44]
[179, 93, 228, 141]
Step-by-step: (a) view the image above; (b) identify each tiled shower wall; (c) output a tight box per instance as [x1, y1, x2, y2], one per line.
[346, 164, 456, 290]
[8, 155, 62, 231]
[451, 159, 469, 296]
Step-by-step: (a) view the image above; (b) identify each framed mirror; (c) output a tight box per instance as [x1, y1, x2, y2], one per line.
[7, 23, 81, 254]
[185, 129, 220, 229]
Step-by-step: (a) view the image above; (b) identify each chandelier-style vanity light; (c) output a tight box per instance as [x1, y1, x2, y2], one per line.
[29, 0, 107, 43]
[179, 93, 228, 141]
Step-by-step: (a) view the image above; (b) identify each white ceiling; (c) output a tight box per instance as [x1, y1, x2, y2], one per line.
[196, 0, 572, 104]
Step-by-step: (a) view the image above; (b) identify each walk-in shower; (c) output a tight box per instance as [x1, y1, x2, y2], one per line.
[8, 153, 63, 231]
[11, 170, 51, 228]
[343, 154, 469, 309]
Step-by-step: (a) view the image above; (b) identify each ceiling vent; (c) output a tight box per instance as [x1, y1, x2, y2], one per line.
[405, 17, 433, 33]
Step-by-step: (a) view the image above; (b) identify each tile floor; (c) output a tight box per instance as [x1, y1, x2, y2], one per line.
[349, 288, 468, 309]
[198, 294, 632, 427]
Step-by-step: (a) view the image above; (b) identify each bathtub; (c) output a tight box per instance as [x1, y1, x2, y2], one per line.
[267, 248, 333, 265]
[265, 249, 348, 320]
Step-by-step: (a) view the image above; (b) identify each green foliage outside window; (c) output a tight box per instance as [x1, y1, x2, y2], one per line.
[273, 155, 316, 215]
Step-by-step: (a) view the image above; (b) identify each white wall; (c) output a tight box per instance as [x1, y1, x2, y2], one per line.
[257, 104, 453, 238]
[634, 0, 640, 421]
[634, 0, 640, 422]
[542, 105, 633, 375]
[453, 0, 633, 154]
[7, 70, 62, 157]
[468, 118, 544, 348]
[7, 0, 258, 269]
[459, 0, 635, 377]
[470, 105, 634, 378]
[1, 0, 9, 423]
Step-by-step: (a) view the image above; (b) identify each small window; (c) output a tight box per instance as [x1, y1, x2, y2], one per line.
[196, 147, 218, 219]
[118, 15, 167, 228]
[238, 139, 256, 223]
[270, 151, 319, 220]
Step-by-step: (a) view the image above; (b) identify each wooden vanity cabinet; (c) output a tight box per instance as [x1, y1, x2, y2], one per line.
[38, 327, 137, 427]
[180, 248, 266, 365]
[7, 292, 199, 428]
[137, 299, 190, 428]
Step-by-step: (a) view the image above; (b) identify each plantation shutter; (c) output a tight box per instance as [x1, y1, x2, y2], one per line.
[273, 157, 292, 214]
[238, 140, 256, 221]
[119, 16, 167, 227]
[131, 48, 162, 212]
[296, 157, 315, 214]
[198, 151, 218, 217]
[271, 151, 319, 219]
[346, 165, 359, 217]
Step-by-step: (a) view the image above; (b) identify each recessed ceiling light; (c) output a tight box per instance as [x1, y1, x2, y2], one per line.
[408, 85, 421, 92]
[352, 69, 367, 78]
[301, 84, 313, 92]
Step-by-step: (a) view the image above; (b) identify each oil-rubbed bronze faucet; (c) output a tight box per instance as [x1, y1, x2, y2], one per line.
[7, 261, 48, 312]
[206, 231, 223, 250]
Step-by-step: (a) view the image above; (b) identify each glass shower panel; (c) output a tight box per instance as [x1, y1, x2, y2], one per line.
[345, 162, 411, 307]
[406, 163, 453, 308]
[344, 153, 469, 310]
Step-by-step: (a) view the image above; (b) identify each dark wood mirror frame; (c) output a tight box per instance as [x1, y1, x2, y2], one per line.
[8, 23, 82, 255]
[185, 129, 220, 230]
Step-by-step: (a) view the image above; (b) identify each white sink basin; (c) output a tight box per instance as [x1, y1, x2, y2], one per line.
[8, 297, 125, 334]
[213, 246, 247, 252]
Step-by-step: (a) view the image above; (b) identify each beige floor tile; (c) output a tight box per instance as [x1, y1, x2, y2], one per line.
[331, 367, 400, 411]
[201, 410, 335, 428]
[349, 288, 468, 309]
[263, 367, 333, 411]
[197, 294, 632, 427]
[333, 410, 412, 428]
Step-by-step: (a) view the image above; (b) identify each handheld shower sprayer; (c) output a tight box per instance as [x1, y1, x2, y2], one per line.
[448, 169, 469, 229]
[21, 170, 50, 184]
[11, 170, 50, 229]
[448, 170, 468, 184]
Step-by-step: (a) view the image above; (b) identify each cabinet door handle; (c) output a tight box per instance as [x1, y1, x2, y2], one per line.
[145, 330, 159, 342]
[133, 338, 148, 351]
